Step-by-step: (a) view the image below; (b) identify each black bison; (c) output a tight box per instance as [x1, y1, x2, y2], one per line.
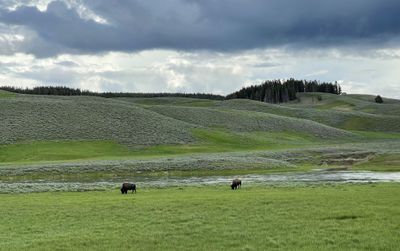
[121, 182, 136, 194]
[231, 179, 242, 190]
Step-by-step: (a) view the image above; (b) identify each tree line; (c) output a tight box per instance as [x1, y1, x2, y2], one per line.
[225, 79, 341, 103]
[0, 86, 225, 100]
[1, 79, 341, 103]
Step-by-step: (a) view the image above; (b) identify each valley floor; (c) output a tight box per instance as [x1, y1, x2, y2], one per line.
[1, 184, 399, 251]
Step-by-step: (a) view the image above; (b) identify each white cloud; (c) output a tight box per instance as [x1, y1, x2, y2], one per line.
[0, 48, 399, 98]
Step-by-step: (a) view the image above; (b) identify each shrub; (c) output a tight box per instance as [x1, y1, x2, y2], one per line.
[375, 95, 383, 103]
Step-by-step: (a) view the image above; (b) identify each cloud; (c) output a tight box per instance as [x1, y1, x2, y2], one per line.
[1, 0, 400, 57]
[1, 49, 399, 98]
[1, 1, 399, 99]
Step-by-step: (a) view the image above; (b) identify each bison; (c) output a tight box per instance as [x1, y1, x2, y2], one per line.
[121, 182, 136, 194]
[231, 179, 242, 190]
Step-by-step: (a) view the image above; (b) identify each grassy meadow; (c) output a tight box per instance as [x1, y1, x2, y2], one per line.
[1, 184, 399, 251]
[1, 92, 400, 250]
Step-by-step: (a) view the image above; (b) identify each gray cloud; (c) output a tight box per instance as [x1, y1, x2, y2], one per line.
[1, 0, 400, 57]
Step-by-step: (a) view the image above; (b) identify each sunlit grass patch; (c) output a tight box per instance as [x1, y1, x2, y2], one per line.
[0, 140, 132, 163]
[134, 129, 324, 157]
[316, 100, 356, 110]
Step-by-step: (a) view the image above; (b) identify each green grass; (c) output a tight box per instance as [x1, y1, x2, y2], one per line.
[1, 184, 399, 250]
[0, 129, 326, 164]
[0, 140, 132, 163]
[1, 128, 400, 165]
[140, 130, 323, 156]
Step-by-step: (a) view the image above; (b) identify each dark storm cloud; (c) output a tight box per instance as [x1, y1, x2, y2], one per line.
[0, 0, 400, 56]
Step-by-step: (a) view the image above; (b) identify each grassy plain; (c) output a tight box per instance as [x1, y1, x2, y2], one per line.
[1, 184, 399, 251]
[0, 129, 327, 164]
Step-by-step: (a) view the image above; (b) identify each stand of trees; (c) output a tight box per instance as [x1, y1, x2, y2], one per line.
[226, 79, 341, 103]
[1, 79, 341, 103]
[0, 86, 225, 100]
[0, 86, 92, 96]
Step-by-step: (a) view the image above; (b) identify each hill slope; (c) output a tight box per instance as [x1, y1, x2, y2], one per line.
[145, 105, 354, 139]
[0, 95, 196, 146]
[213, 94, 400, 133]
[1, 92, 400, 164]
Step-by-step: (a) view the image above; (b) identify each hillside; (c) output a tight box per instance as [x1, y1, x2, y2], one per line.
[0, 93, 359, 146]
[0, 94, 196, 146]
[1, 92, 400, 164]
[145, 105, 353, 139]
[122, 93, 400, 133]
[215, 94, 400, 133]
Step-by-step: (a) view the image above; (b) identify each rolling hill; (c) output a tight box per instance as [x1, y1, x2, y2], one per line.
[1, 90, 400, 165]
[0, 94, 196, 146]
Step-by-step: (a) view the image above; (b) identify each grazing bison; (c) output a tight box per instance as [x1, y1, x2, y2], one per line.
[121, 182, 136, 194]
[231, 179, 242, 190]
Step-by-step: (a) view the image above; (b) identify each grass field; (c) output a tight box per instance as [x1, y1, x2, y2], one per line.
[0, 140, 132, 163]
[1, 184, 399, 250]
[1, 93, 400, 250]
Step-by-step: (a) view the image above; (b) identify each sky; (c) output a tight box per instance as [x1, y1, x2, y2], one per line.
[0, 0, 399, 97]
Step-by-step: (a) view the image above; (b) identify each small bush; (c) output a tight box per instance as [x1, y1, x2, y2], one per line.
[375, 95, 383, 103]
